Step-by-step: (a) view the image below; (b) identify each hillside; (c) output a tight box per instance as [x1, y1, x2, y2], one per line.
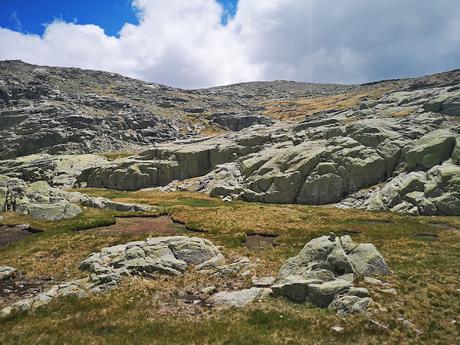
[0, 61, 459, 345]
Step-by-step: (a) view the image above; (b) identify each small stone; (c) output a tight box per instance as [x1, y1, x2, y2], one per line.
[0, 306, 13, 319]
[331, 326, 344, 333]
[208, 288, 271, 309]
[397, 318, 423, 336]
[367, 319, 390, 333]
[364, 277, 383, 286]
[0, 266, 17, 281]
[348, 287, 370, 298]
[201, 286, 217, 295]
[379, 288, 397, 296]
[330, 295, 372, 315]
[338, 273, 355, 283]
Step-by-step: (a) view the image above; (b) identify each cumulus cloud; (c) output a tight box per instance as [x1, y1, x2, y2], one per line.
[0, 0, 459, 88]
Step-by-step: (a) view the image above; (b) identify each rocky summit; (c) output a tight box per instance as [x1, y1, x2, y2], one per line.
[1, 61, 460, 345]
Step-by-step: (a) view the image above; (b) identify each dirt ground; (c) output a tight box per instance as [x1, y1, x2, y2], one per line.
[0, 224, 41, 248]
[82, 215, 184, 235]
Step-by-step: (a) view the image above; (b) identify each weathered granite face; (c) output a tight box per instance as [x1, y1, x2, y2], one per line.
[0, 60, 366, 159]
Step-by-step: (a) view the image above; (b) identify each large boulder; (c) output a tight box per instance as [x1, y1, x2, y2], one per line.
[80, 236, 225, 281]
[277, 235, 389, 280]
[0, 176, 82, 220]
[23, 202, 82, 221]
[363, 162, 460, 216]
[423, 89, 460, 116]
[425, 163, 460, 215]
[272, 235, 389, 314]
[242, 141, 325, 203]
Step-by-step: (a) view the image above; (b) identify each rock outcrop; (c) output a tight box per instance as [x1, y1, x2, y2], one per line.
[0, 154, 109, 187]
[271, 235, 389, 315]
[79, 236, 225, 285]
[0, 176, 82, 221]
[0, 175, 148, 220]
[0, 236, 228, 317]
[75, 82, 460, 215]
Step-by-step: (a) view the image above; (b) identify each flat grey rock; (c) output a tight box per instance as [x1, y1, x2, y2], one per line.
[208, 288, 272, 308]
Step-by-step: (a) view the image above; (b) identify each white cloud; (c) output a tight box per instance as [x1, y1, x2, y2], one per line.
[0, 0, 459, 88]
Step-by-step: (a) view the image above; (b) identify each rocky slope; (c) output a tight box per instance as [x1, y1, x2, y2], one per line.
[0, 60, 375, 158]
[1, 61, 459, 216]
[77, 81, 460, 216]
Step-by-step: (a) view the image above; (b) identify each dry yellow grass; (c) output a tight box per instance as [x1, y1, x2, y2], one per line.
[261, 87, 392, 121]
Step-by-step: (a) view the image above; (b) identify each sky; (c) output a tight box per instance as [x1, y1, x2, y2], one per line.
[0, 0, 459, 89]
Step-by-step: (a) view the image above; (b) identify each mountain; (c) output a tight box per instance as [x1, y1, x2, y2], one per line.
[0, 60, 459, 216]
[1, 61, 460, 344]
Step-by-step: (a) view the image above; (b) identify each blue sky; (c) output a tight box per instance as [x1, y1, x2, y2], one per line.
[0, 0, 238, 36]
[0, 0, 459, 88]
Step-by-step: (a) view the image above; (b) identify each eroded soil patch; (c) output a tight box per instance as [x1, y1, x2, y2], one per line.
[86, 216, 180, 235]
[0, 224, 42, 248]
[245, 233, 277, 251]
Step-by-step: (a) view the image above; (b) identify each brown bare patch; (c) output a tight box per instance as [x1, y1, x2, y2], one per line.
[0, 224, 42, 248]
[82, 216, 179, 235]
[244, 234, 277, 251]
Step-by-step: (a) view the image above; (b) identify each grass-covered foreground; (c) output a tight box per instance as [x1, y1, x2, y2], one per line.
[0, 189, 459, 345]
